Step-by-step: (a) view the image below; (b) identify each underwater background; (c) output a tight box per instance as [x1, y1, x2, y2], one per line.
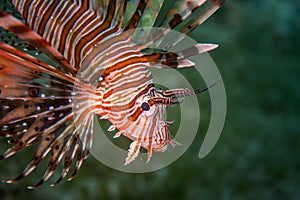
[0, 0, 300, 199]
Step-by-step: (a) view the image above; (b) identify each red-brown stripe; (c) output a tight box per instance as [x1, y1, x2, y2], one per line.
[37, 1, 60, 36]
[102, 55, 150, 78]
[73, 0, 116, 66]
[57, 0, 89, 55]
[29, 0, 45, 29]
[100, 83, 153, 112]
[66, 13, 98, 63]
[47, 1, 73, 45]
[22, 0, 31, 22]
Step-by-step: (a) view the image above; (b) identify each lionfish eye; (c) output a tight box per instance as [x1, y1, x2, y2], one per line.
[141, 102, 150, 111]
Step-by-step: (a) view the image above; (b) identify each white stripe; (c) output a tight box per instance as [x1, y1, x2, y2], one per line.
[66, 11, 95, 58]
[33, 1, 51, 33]
[87, 50, 145, 81]
[44, 1, 67, 42]
[53, 3, 79, 50]
[50, 2, 72, 49]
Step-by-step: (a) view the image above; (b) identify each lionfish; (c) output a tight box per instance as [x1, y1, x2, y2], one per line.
[0, 0, 225, 188]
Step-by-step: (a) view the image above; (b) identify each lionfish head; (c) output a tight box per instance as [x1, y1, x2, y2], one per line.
[114, 88, 178, 165]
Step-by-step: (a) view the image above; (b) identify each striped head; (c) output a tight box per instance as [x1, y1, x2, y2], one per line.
[105, 86, 177, 165]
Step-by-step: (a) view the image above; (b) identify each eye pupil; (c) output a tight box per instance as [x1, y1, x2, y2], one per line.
[141, 102, 150, 111]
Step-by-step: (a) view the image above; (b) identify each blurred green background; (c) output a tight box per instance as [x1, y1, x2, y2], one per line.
[1, 0, 300, 199]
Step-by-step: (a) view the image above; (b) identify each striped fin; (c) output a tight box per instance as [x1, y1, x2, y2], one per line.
[10, 0, 127, 68]
[181, 0, 226, 34]
[141, 43, 218, 69]
[161, 0, 207, 29]
[136, 0, 164, 28]
[123, 0, 163, 27]
[124, 0, 139, 24]
[124, 0, 150, 31]
[158, 0, 225, 50]
[0, 11, 76, 74]
[0, 40, 97, 187]
[160, 0, 224, 31]
[127, 0, 164, 41]
[148, 0, 225, 52]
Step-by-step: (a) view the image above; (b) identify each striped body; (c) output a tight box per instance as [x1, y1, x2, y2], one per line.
[0, 0, 225, 187]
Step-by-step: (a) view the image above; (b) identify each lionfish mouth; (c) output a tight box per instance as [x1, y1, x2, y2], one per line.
[0, 0, 225, 188]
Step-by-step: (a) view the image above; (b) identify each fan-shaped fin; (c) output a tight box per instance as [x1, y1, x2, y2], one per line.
[161, 0, 207, 29]
[137, 0, 164, 28]
[147, 0, 224, 52]
[124, 0, 149, 31]
[181, 0, 225, 34]
[142, 43, 218, 68]
[0, 11, 76, 74]
[0, 40, 96, 187]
